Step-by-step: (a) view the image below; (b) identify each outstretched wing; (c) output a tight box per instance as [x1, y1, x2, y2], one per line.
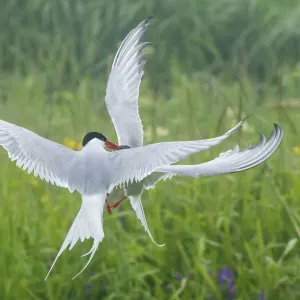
[0, 119, 78, 190]
[108, 119, 246, 190]
[155, 124, 284, 178]
[105, 17, 153, 148]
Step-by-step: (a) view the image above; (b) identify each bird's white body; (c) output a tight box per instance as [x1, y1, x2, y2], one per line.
[68, 139, 112, 195]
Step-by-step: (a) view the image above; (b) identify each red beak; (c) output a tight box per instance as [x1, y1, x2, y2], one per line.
[105, 141, 120, 151]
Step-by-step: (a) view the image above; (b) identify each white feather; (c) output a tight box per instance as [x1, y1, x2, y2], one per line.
[105, 17, 153, 148]
[156, 124, 284, 178]
[45, 194, 106, 280]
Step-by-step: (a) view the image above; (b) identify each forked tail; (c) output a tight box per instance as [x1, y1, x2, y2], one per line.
[45, 194, 106, 280]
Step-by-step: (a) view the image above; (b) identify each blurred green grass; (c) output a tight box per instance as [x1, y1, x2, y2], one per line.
[2, 0, 300, 89]
[0, 0, 300, 299]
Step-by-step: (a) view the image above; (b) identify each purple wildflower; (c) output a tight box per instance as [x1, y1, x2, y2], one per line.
[259, 291, 265, 300]
[218, 266, 236, 299]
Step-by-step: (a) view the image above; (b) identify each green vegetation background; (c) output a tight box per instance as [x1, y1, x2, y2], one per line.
[0, 0, 300, 299]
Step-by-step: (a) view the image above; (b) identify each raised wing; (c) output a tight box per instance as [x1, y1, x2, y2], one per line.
[0, 119, 78, 189]
[155, 124, 284, 178]
[108, 119, 246, 190]
[105, 17, 153, 148]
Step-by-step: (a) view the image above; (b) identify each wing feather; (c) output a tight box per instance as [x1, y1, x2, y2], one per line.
[105, 17, 153, 148]
[0, 119, 78, 189]
[155, 124, 284, 178]
[108, 119, 246, 190]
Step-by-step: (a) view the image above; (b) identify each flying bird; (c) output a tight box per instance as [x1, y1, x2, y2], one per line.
[0, 115, 247, 279]
[0, 17, 284, 280]
[103, 17, 284, 246]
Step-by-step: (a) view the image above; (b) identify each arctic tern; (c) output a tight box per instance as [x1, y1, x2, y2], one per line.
[103, 17, 284, 246]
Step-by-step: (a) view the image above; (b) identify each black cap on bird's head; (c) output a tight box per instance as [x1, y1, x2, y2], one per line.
[82, 132, 119, 150]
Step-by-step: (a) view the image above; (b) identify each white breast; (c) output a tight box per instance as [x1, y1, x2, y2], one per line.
[68, 139, 112, 195]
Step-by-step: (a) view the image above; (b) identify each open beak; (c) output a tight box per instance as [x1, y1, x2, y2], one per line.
[105, 141, 120, 151]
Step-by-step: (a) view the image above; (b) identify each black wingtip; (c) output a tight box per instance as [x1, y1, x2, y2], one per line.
[243, 115, 254, 123]
[144, 16, 154, 26]
[273, 123, 282, 136]
[146, 16, 155, 21]
[243, 115, 249, 123]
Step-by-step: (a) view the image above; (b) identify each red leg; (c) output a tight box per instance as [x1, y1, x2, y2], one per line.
[112, 196, 128, 209]
[105, 193, 112, 215]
